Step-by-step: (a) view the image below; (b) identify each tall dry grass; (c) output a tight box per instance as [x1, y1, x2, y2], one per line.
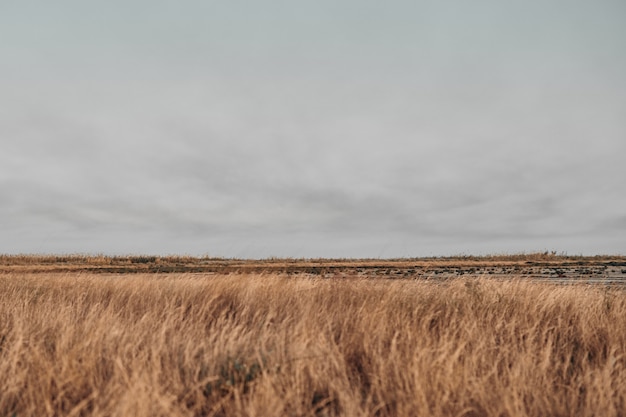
[1, 273, 625, 417]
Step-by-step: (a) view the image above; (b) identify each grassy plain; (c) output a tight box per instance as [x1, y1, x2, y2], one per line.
[1, 256, 626, 416]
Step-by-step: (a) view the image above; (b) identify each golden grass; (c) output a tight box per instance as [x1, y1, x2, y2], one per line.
[1, 273, 625, 416]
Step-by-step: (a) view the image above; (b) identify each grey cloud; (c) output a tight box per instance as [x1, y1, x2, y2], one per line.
[1, 0, 625, 256]
[599, 216, 626, 233]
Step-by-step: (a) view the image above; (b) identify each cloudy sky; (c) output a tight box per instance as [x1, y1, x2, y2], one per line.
[1, 0, 625, 258]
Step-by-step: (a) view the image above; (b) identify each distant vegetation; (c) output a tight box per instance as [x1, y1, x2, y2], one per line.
[1, 253, 624, 275]
[1, 252, 623, 265]
[1, 272, 625, 416]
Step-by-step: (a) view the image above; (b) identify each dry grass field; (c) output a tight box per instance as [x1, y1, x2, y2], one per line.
[1, 264, 625, 416]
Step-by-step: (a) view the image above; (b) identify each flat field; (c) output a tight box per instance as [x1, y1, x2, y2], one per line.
[1, 256, 626, 416]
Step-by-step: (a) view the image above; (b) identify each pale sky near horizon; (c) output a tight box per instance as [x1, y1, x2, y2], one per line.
[1, 0, 625, 258]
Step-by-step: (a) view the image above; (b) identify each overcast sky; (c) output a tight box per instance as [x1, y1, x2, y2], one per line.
[1, 0, 625, 258]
